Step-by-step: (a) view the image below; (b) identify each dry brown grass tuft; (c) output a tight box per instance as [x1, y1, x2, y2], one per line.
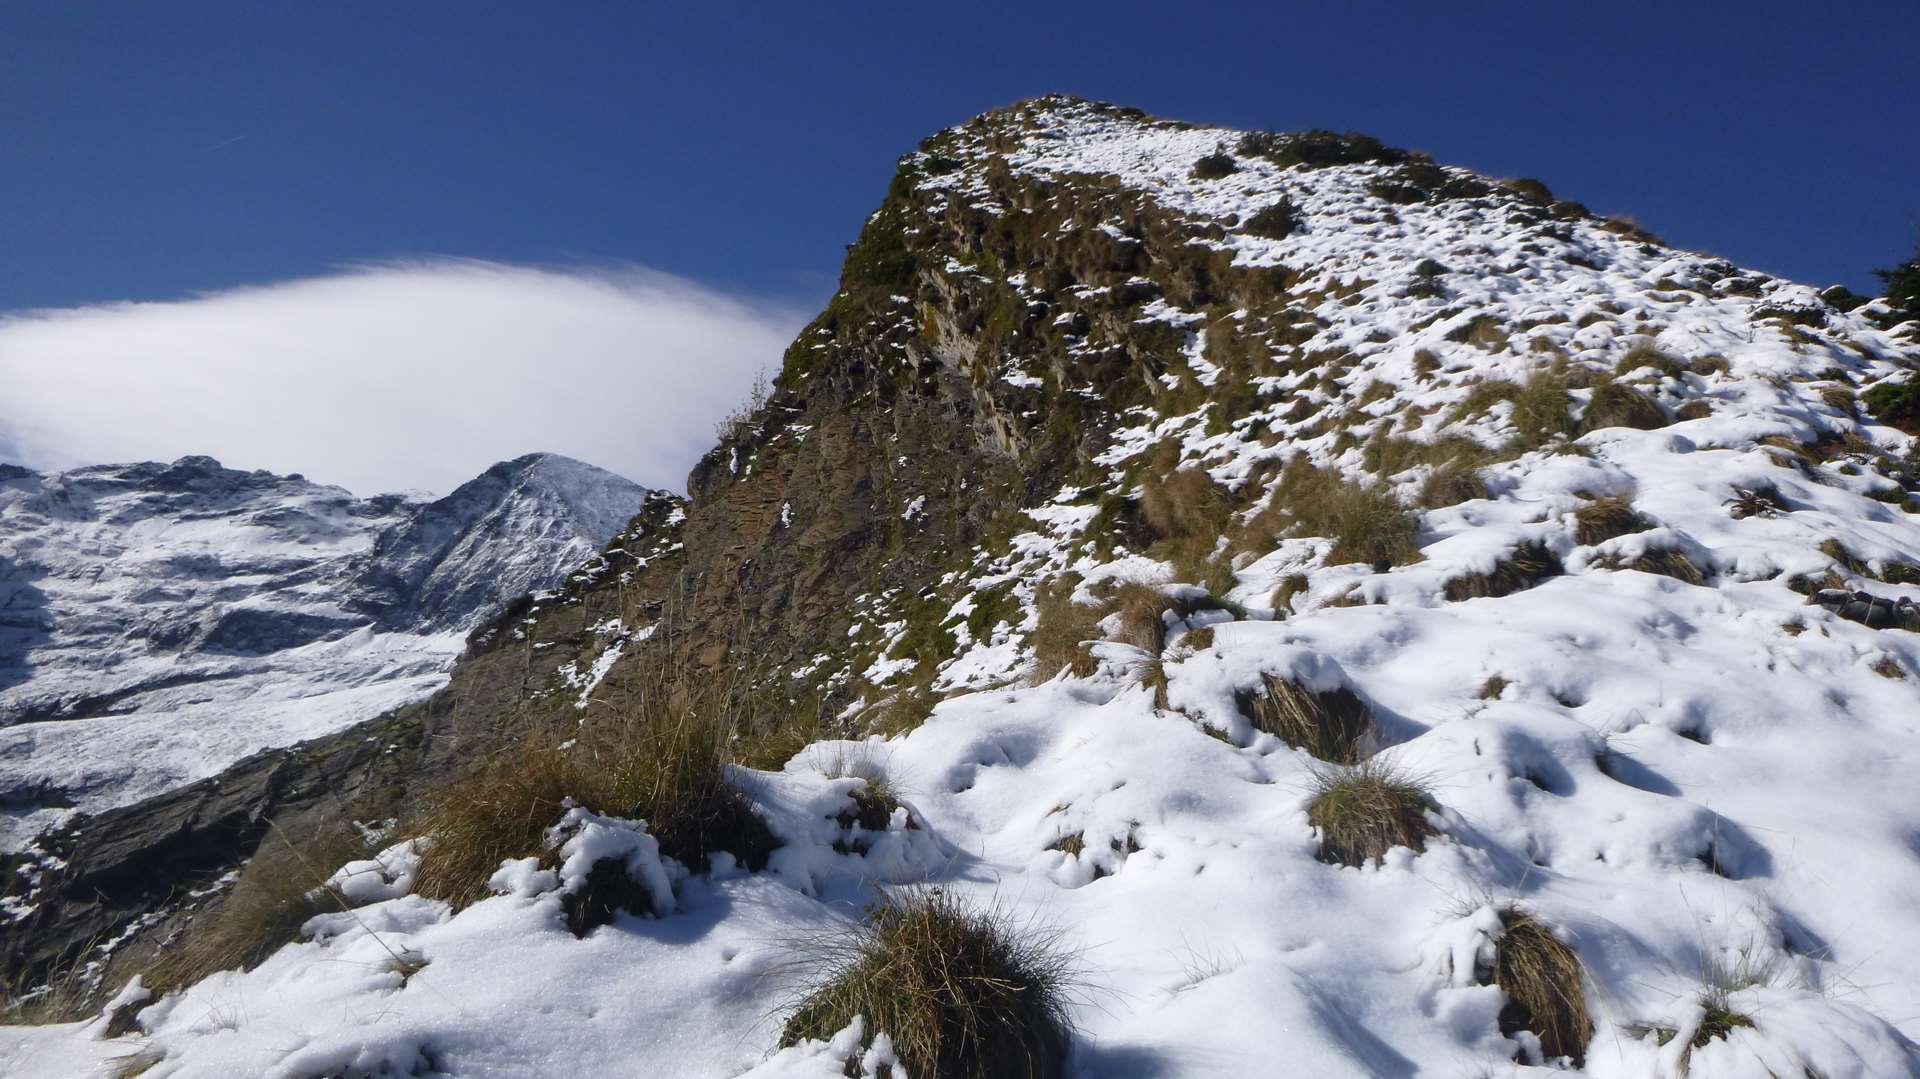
[1491, 908, 1592, 1065]
[1581, 379, 1669, 433]
[1140, 466, 1232, 547]
[1259, 459, 1422, 568]
[781, 888, 1077, 1079]
[3, 934, 110, 1025]
[1270, 573, 1311, 614]
[1594, 547, 1706, 585]
[1030, 577, 1102, 681]
[1572, 496, 1652, 546]
[1239, 675, 1372, 763]
[1306, 760, 1438, 867]
[411, 683, 775, 910]
[1030, 577, 1179, 682]
[1444, 542, 1563, 601]
[140, 819, 371, 1000]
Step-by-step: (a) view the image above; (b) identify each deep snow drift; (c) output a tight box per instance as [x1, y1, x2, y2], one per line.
[0, 452, 645, 846]
[7, 101, 1920, 1077]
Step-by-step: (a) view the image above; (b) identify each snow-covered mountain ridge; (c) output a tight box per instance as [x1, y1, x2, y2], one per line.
[0, 451, 646, 844]
[8, 97, 1920, 1078]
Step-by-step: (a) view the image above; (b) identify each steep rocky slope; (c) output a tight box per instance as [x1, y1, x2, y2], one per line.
[8, 98, 1920, 1077]
[0, 451, 645, 844]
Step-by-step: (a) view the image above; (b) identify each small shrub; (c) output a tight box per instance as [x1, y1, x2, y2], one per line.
[1238, 675, 1372, 763]
[1235, 129, 1408, 170]
[1242, 198, 1299, 240]
[1367, 177, 1427, 206]
[1491, 908, 1592, 1065]
[143, 820, 371, 999]
[1862, 377, 1920, 433]
[1572, 496, 1652, 546]
[1876, 242, 1919, 321]
[781, 889, 1077, 1079]
[1444, 542, 1563, 600]
[1306, 760, 1438, 867]
[1502, 177, 1554, 204]
[1190, 148, 1239, 180]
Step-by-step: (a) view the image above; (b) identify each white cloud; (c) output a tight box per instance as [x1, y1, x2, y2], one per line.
[0, 260, 809, 494]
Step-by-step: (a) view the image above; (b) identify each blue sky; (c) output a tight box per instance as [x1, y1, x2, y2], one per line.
[4, 1, 1917, 314]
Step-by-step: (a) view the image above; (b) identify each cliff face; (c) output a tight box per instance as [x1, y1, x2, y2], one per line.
[9, 98, 1920, 1074]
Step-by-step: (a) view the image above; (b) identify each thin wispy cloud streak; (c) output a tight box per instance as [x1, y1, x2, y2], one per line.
[0, 260, 808, 494]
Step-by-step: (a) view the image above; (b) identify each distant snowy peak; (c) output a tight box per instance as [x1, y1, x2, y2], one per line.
[355, 452, 649, 632]
[0, 451, 645, 836]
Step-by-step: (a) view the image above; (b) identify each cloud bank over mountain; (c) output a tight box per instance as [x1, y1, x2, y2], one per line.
[0, 260, 806, 494]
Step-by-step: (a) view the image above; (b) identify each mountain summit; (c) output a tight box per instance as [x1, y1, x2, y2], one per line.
[7, 99, 1919, 1078]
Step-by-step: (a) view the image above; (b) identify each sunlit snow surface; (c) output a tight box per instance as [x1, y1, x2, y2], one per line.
[9, 102, 1920, 1077]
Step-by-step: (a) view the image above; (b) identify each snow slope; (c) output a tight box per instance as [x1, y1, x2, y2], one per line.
[0, 452, 645, 845]
[9, 100, 1920, 1077]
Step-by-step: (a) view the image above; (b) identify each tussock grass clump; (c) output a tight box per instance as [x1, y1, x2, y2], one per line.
[781, 889, 1077, 1079]
[412, 693, 775, 910]
[1617, 343, 1687, 381]
[1595, 548, 1706, 586]
[1688, 949, 1778, 1052]
[1138, 463, 1235, 590]
[1449, 375, 1573, 448]
[1511, 376, 1575, 447]
[1572, 496, 1652, 546]
[1030, 577, 1176, 681]
[1260, 459, 1421, 568]
[1140, 466, 1232, 547]
[1031, 577, 1102, 680]
[1444, 542, 1563, 601]
[1581, 379, 1668, 433]
[3, 937, 110, 1024]
[1306, 760, 1438, 867]
[1363, 432, 1498, 509]
[1418, 453, 1494, 508]
[1239, 675, 1372, 762]
[143, 820, 371, 999]
[1491, 908, 1592, 1065]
